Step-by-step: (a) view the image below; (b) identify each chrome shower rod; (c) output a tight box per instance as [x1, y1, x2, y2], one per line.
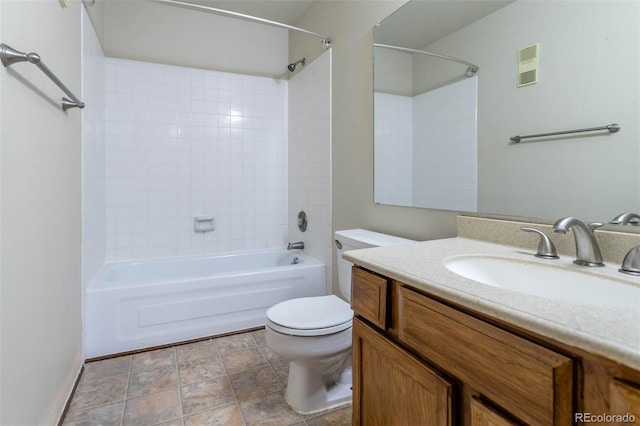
[0, 43, 85, 111]
[149, 0, 331, 48]
[374, 43, 479, 76]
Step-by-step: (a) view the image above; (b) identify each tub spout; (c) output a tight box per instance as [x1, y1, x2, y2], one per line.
[287, 241, 304, 250]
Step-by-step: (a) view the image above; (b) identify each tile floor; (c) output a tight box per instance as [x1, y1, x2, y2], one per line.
[62, 329, 351, 426]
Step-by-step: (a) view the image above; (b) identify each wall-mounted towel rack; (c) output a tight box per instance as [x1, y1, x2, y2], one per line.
[510, 123, 620, 144]
[0, 43, 85, 111]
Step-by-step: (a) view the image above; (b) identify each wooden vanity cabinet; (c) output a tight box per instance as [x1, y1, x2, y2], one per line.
[351, 266, 574, 425]
[353, 318, 454, 425]
[351, 266, 640, 425]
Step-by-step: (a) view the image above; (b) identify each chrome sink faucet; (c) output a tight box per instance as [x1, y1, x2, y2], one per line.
[552, 217, 604, 267]
[610, 212, 640, 225]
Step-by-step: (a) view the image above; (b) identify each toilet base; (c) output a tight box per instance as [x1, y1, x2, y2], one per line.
[285, 363, 353, 415]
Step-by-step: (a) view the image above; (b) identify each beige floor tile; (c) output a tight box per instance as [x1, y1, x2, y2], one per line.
[180, 376, 235, 415]
[183, 404, 245, 426]
[62, 401, 124, 426]
[131, 347, 176, 372]
[64, 330, 351, 425]
[82, 356, 131, 381]
[239, 392, 303, 426]
[179, 355, 226, 386]
[271, 363, 289, 385]
[127, 365, 179, 397]
[177, 339, 219, 363]
[154, 419, 185, 426]
[69, 374, 128, 412]
[222, 347, 267, 375]
[258, 344, 288, 367]
[215, 334, 256, 355]
[250, 330, 266, 347]
[123, 389, 182, 425]
[228, 366, 283, 401]
[305, 406, 352, 425]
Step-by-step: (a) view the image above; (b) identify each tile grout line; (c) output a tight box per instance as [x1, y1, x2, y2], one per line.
[120, 355, 132, 426]
[172, 346, 185, 425]
[214, 334, 248, 426]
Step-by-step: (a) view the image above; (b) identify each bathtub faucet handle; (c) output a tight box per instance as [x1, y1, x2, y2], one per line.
[287, 241, 304, 250]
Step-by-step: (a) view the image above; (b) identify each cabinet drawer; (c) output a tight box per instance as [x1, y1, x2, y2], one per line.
[351, 267, 389, 329]
[398, 286, 573, 425]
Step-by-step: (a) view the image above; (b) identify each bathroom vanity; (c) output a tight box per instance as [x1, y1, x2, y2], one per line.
[345, 227, 640, 425]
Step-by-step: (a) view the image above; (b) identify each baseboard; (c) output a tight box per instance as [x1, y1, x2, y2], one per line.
[54, 364, 84, 426]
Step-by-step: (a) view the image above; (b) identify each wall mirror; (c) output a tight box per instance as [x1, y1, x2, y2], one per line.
[373, 0, 640, 226]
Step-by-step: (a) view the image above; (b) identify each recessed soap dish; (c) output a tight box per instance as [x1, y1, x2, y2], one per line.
[194, 216, 215, 233]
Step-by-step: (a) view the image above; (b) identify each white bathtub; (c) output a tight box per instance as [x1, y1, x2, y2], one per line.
[85, 249, 325, 358]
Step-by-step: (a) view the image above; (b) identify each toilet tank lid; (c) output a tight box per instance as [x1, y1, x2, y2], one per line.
[334, 228, 415, 249]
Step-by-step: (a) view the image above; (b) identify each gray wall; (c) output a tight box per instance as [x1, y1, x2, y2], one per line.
[0, 0, 83, 424]
[290, 1, 458, 294]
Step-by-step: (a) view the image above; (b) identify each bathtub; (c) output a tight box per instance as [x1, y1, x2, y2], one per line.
[85, 249, 325, 358]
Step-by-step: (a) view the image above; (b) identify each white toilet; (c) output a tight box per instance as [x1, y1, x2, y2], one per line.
[265, 229, 414, 414]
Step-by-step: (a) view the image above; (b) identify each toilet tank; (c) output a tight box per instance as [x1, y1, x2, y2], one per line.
[334, 229, 415, 300]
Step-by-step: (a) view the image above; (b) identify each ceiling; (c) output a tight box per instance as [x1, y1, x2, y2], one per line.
[145, 0, 315, 25]
[374, 0, 514, 49]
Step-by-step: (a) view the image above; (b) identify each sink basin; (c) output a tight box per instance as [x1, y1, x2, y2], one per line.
[444, 255, 640, 312]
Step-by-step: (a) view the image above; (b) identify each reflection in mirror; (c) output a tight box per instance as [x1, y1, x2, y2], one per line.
[373, 0, 640, 226]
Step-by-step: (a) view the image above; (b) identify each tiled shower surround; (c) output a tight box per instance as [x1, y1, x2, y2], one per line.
[374, 76, 477, 211]
[103, 58, 288, 261]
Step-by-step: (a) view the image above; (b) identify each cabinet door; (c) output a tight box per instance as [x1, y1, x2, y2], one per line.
[610, 379, 640, 424]
[470, 397, 521, 426]
[352, 317, 453, 426]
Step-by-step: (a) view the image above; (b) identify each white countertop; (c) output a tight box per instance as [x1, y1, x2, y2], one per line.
[343, 237, 640, 370]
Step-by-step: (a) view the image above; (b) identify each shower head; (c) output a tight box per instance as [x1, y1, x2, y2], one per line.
[287, 58, 306, 72]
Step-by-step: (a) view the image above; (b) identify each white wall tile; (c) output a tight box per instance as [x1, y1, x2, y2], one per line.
[288, 51, 332, 294]
[103, 58, 288, 261]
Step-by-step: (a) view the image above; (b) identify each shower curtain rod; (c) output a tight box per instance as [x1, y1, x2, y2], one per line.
[149, 0, 331, 48]
[374, 43, 478, 76]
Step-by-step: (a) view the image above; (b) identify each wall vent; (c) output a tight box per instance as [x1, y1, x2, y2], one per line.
[517, 43, 539, 87]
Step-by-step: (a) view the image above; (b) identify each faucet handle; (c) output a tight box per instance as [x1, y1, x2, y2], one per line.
[619, 245, 640, 276]
[588, 222, 604, 232]
[521, 227, 559, 259]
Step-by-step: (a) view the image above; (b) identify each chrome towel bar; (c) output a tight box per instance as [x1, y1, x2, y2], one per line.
[0, 43, 85, 111]
[510, 123, 620, 143]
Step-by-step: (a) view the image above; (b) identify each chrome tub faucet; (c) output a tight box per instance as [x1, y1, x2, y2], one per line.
[287, 241, 305, 250]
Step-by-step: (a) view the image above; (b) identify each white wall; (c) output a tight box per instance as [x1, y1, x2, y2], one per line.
[288, 50, 333, 294]
[0, 1, 83, 424]
[82, 8, 107, 290]
[103, 59, 289, 261]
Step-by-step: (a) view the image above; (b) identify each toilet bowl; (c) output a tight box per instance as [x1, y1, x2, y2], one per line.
[265, 229, 414, 414]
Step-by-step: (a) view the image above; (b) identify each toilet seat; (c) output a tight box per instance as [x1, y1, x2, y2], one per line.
[266, 295, 354, 337]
